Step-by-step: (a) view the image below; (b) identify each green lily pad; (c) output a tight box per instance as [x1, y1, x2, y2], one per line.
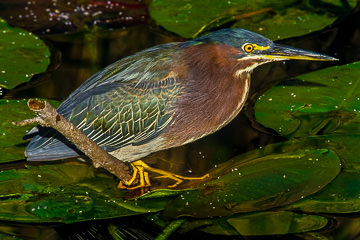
[287, 171, 360, 214]
[197, 211, 328, 236]
[149, 0, 355, 39]
[0, 99, 60, 163]
[250, 135, 360, 213]
[232, 5, 353, 40]
[255, 62, 360, 138]
[0, 163, 183, 223]
[0, 99, 36, 162]
[0, 135, 342, 224]
[162, 144, 341, 218]
[0, 18, 50, 89]
[303, 135, 360, 171]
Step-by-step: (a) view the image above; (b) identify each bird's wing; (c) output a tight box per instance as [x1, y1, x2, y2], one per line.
[26, 43, 183, 160]
[67, 76, 181, 152]
[58, 42, 180, 116]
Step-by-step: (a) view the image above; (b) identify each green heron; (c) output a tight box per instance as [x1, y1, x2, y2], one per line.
[25, 28, 336, 189]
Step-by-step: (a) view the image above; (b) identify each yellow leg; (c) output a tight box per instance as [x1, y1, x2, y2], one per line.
[117, 162, 138, 189]
[118, 160, 209, 189]
[117, 162, 151, 189]
[133, 160, 209, 188]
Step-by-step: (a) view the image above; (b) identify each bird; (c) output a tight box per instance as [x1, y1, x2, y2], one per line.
[24, 28, 336, 189]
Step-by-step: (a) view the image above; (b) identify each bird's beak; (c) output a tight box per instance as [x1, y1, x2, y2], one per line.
[262, 43, 338, 61]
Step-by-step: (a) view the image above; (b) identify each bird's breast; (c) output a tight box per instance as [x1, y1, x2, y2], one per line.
[164, 69, 251, 146]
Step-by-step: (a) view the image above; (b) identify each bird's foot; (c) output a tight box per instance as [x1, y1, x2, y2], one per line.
[117, 161, 151, 190]
[117, 160, 209, 189]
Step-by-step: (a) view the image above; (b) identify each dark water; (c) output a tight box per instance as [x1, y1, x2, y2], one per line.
[1, 0, 360, 239]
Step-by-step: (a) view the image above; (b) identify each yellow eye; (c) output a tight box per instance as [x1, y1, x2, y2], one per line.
[243, 44, 254, 53]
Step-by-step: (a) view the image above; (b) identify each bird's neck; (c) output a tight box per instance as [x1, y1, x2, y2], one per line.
[165, 43, 251, 145]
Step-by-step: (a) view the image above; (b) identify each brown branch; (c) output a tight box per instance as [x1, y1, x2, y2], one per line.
[13, 99, 133, 184]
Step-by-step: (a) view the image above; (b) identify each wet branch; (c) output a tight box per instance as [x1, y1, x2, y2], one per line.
[13, 99, 133, 184]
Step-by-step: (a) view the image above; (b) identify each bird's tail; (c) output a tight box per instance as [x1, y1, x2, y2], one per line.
[25, 126, 81, 161]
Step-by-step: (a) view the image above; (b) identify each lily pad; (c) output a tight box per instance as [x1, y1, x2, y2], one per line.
[149, 0, 355, 39]
[0, 99, 36, 162]
[162, 144, 341, 218]
[255, 135, 360, 213]
[0, 163, 182, 223]
[255, 62, 360, 138]
[303, 135, 360, 171]
[0, 18, 50, 89]
[0, 134, 342, 224]
[0, 99, 60, 163]
[287, 171, 360, 214]
[197, 211, 328, 236]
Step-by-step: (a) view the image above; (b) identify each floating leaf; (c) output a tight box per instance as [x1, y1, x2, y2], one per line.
[246, 135, 360, 214]
[0, 99, 36, 162]
[287, 171, 360, 214]
[0, 18, 50, 89]
[162, 145, 341, 218]
[149, 0, 355, 39]
[0, 163, 183, 223]
[0, 99, 60, 163]
[255, 62, 360, 138]
[0, 136, 342, 224]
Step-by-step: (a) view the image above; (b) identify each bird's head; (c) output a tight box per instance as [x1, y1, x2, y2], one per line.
[191, 28, 337, 72]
